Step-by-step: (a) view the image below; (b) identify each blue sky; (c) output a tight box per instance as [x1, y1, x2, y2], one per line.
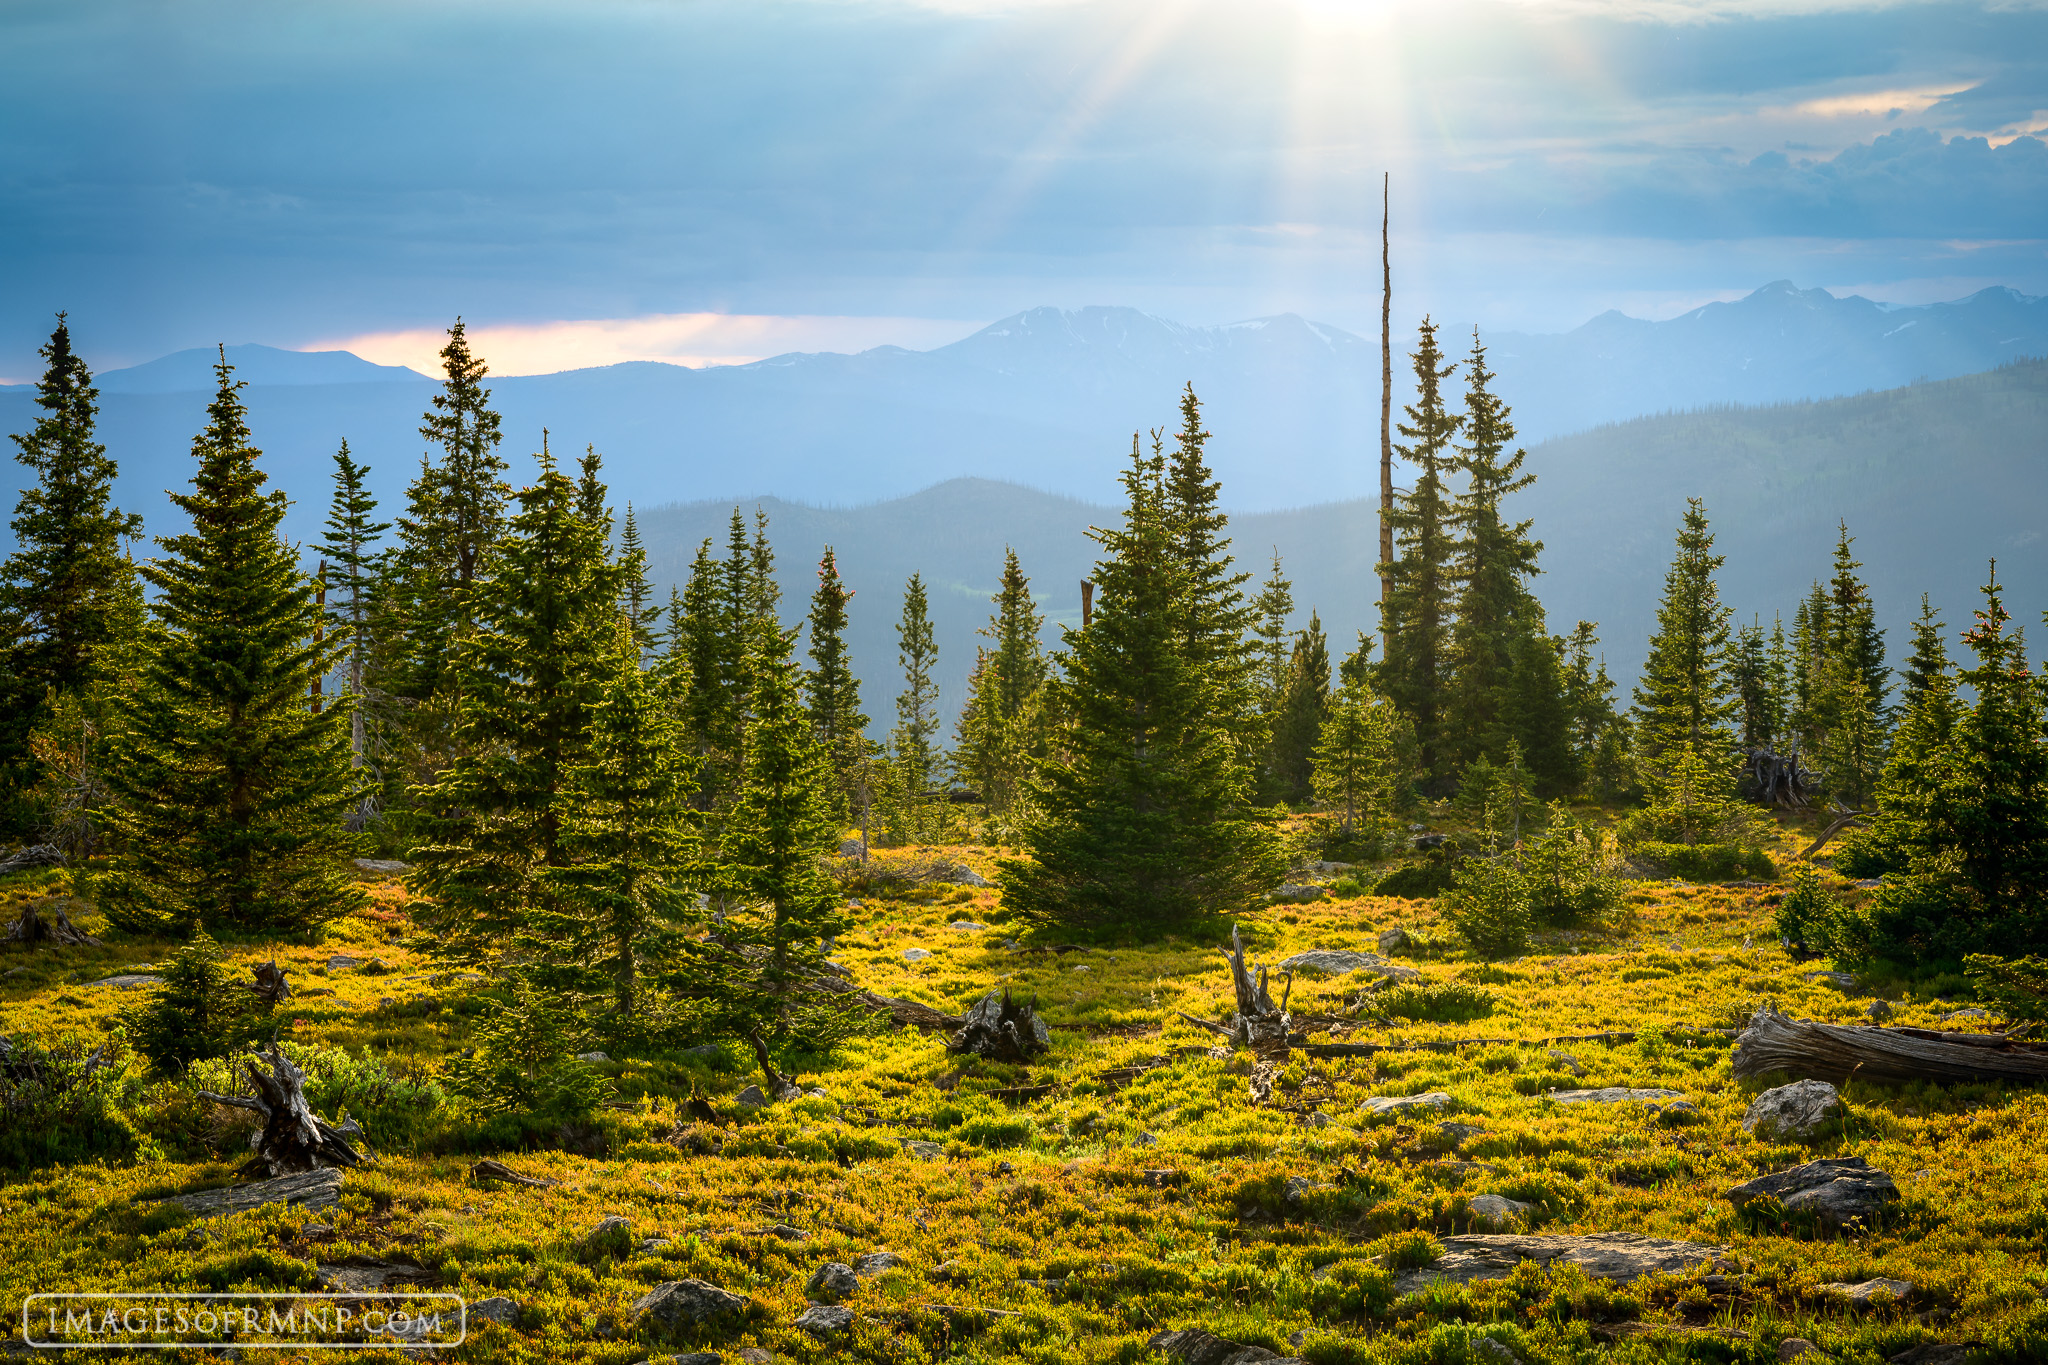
[2, 0, 2044, 379]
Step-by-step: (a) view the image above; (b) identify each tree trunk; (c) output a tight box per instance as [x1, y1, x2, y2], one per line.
[1222, 924, 1293, 1105]
[948, 988, 1050, 1063]
[5, 898, 99, 945]
[746, 1031, 804, 1102]
[1378, 173, 1394, 624]
[198, 1045, 366, 1177]
[1732, 1006, 2048, 1085]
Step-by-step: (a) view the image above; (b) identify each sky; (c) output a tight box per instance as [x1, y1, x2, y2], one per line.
[2, 0, 2045, 381]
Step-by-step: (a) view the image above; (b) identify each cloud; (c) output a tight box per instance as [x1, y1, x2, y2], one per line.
[314, 313, 984, 377]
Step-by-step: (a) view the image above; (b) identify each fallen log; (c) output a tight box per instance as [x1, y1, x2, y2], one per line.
[1732, 1005, 2048, 1085]
[470, 1158, 559, 1188]
[1799, 811, 1867, 860]
[0, 843, 66, 875]
[199, 1045, 366, 1177]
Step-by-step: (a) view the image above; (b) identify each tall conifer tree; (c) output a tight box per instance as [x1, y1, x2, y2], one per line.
[1630, 499, 1737, 775]
[1162, 389, 1261, 759]
[0, 316, 144, 828]
[99, 354, 363, 934]
[1268, 612, 1331, 804]
[892, 573, 941, 818]
[1251, 550, 1295, 715]
[955, 548, 1048, 817]
[803, 547, 868, 819]
[319, 443, 389, 801]
[1377, 319, 1464, 784]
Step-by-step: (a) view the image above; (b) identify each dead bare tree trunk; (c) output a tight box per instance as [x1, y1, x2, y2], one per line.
[1733, 1005, 2048, 1085]
[199, 1045, 365, 1177]
[745, 1031, 804, 1102]
[1378, 172, 1394, 628]
[1223, 925, 1293, 1105]
[243, 960, 293, 1009]
[5, 898, 99, 945]
[948, 988, 1050, 1063]
[1799, 810, 1867, 860]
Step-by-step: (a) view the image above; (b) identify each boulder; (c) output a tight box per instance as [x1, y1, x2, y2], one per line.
[758, 1224, 808, 1241]
[837, 838, 865, 857]
[794, 1304, 854, 1337]
[1803, 970, 1859, 992]
[1776, 1340, 1822, 1361]
[584, 1216, 635, 1254]
[1272, 884, 1326, 902]
[804, 1262, 859, 1304]
[1133, 1131, 1159, 1147]
[1467, 1194, 1532, 1228]
[942, 864, 992, 888]
[1725, 1156, 1899, 1231]
[895, 1138, 944, 1160]
[152, 1168, 344, 1217]
[353, 858, 408, 873]
[733, 1085, 769, 1107]
[1283, 1175, 1335, 1203]
[1359, 1092, 1452, 1118]
[1377, 928, 1416, 954]
[631, 1280, 746, 1329]
[467, 1297, 518, 1328]
[89, 974, 163, 990]
[1547, 1087, 1686, 1106]
[1743, 1080, 1844, 1141]
[576, 1051, 610, 1063]
[1393, 1232, 1725, 1295]
[948, 920, 987, 931]
[902, 947, 931, 962]
[1276, 949, 1420, 981]
[1545, 1050, 1586, 1077]
[852, 1252, 903, 1276]
[1825, 1278, 1914, 1307]
[316, 1259, 423, 1291]
[1147, 1327, 1306, 1365]
[1439, 1122, 1486, 1146]
[1866, 1000, 1895, 1023]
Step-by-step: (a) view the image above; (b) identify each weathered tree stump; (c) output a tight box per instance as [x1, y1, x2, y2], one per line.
[948, 988, 1049, 1063]
[1745, 748, 1820, 809]
[4, 898, 99, 945]
[244, 960, 293, 1009]
[744, 1031, 804, 1103]
[1732, 1005, 2048, 1085]
[0, 843, 66, 875]
[1223, 925, 1293, 1105]
[198, 1045, 366, 1177]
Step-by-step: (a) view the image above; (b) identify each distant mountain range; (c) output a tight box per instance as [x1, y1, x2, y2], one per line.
[4, 281, 2042, 543]
[629, 360, 2048, 724]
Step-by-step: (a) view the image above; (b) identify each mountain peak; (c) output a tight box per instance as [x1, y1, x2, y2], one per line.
[98, 343, 431, 395]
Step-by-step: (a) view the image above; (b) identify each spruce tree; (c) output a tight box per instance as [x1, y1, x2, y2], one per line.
[684, 613, 857, 1090]
[1560, 621, 1620, 785]
[1001, 438, 1283, 936]
[892, 573, 941, 829]
[1312, 679, 1401, 838]
[1162, 389, 1261, 759]
[616, 503, 661, 658]
[0, 316, 144, 830]
[1859, 565, 2048, 960]
[98, 354, 364, 935]
[1629, 498, 1737, 775]
[1730, 616, 1781, 752]
[545, 628, 698, 1020]
[1377, 319, 1464, 785]
[1848, 600, 1955, 880]
[575, 444, 613, 541]
[1446, 330, 1541, 770]
[1501, 616, 1576, 796]
[407, 450, 621, 964]
[318, 443, 389, 812]
[1251, 550, 1295, 714]
[803, 547, 868, 820]
[1900, 596, 1949, 713]
[1268, 611, 1331, 804]
[955, 549, 1048, 818]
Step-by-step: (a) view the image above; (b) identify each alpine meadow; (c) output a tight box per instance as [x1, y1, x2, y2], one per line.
[4, 4, 2048, 1365]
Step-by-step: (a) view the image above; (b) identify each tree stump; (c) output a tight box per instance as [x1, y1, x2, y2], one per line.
[198, 1045, 366, 1177]
[1222, 925, 1293, 1105]
[244, 960, 293, 1009]
[948, 988, 1050, 1063]
[1745, 748, 1820, 809]
[4, 898, 99, 945]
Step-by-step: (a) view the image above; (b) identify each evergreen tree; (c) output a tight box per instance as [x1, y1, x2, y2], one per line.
[616, 503, 660, 658]
[1730, 615, 1782, 752]
[803, 547, 868, 820]
[683, 614, 859, 1090]
[1501, 617, 1576, 796]
[97, 354, 364, 935]
[1312, 680, 1401, 838]
[892, 573, 941, 829]
[1377, 319, 1464, 785]
[1847, 600, 1955, 879]
[1445, 330, 1541, 769]
[385, 320, 510, 710]
[1826, 523, 1890, 721]
[1900, 596, 1949, 714]
[575, 444, 613, 541]
[0, 316, 144, 829]
[1268, 611, 1331, 804]
[407, 450, 621, 965]
[1251, 550, 1295, 714]
[1560, 620, 1620, 783]
[1630, 499, 1737, 776]
[545, 628, 698, 1020]
[1001, 438, 1283, 936]
[318, 443, 389, 813]
[954, 548, 1048, 819]
[1337, 631, 1376, 693]
[1857, 565, 2048, 960]
[1162, 389, 1261, 760]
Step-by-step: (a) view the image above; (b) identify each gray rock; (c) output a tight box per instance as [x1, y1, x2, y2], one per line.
[948, 920, 987, 931]
[1306, 861, 1354, 875]
[631, 1279, 746, 1329]
[1726, 1156, 1900, 1231]
[1393, 1232, 1725, 1295]
[1658, 1099, 1702, 1123]
[805, 1262, 860, 1303]
[735, 1352, 774, 1365]
[1547, 1087, 1686, 1105]
[1940, 1007, 1989, 1023]
[1412, 833, 1448, 850]
[1804, 970, 1859, 992]
[1359, 1091, 1451, 1117]
[1133, 1131, 1159, 1147]
[353, 858, 408, 873]
[1377, 927, 1417, 953]
[1776, 1340, 1822, 1361]
[902, 947, 931, 962]
[1467, 1194, 1532, 1228]
[467, 1297, 518, 1328]
[1283, 1175, 1335, 1202]
[89, 973, 164, 989]
[1147, 1327, 1306, 1365]
[325, 955, 359, 971]
[1439, 1122, 1486, 1145]
[838, 838, 865, 857]
[152, 1168, 344, 1217]
[795, 1303, 854, 1337]
[1545, 1050, 1585, 1076]
[576, 1051, 610, 1062]
[1867, 999, 1895, 1023]
[637, 1238, 673, 1255]
[1825, 1277, 1914, 1306]
[943, 865, 993, 888]
[734, 1084, 769, 1107]
[852, 1251, 903, 1276]
[316, 1259, 424, 1292]
[1276, 949, 1420, 981]
[1303, 1111, 1331, 1129]
[1272, 884, 1326, 902]
[896, 1137, 944, 1160]
[758, 1224, 808, 1241]
[1743, 1079, 1844, 1141]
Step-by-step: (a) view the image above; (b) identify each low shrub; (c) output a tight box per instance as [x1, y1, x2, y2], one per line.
[134, 934, 269, 1073]
[1364, 979, 1497, 1023]
[1832, 828, 1900, 880]
[1374, 847, 1462, 900]
[0, 1035, 143, 1169]
[1438, 858, 1531, 959]
[444, 980, 609, 1126]
[1772, 863, 1853, 956]
[1520, 806, 1626, 928]
[1627, 841, 1774, 883]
